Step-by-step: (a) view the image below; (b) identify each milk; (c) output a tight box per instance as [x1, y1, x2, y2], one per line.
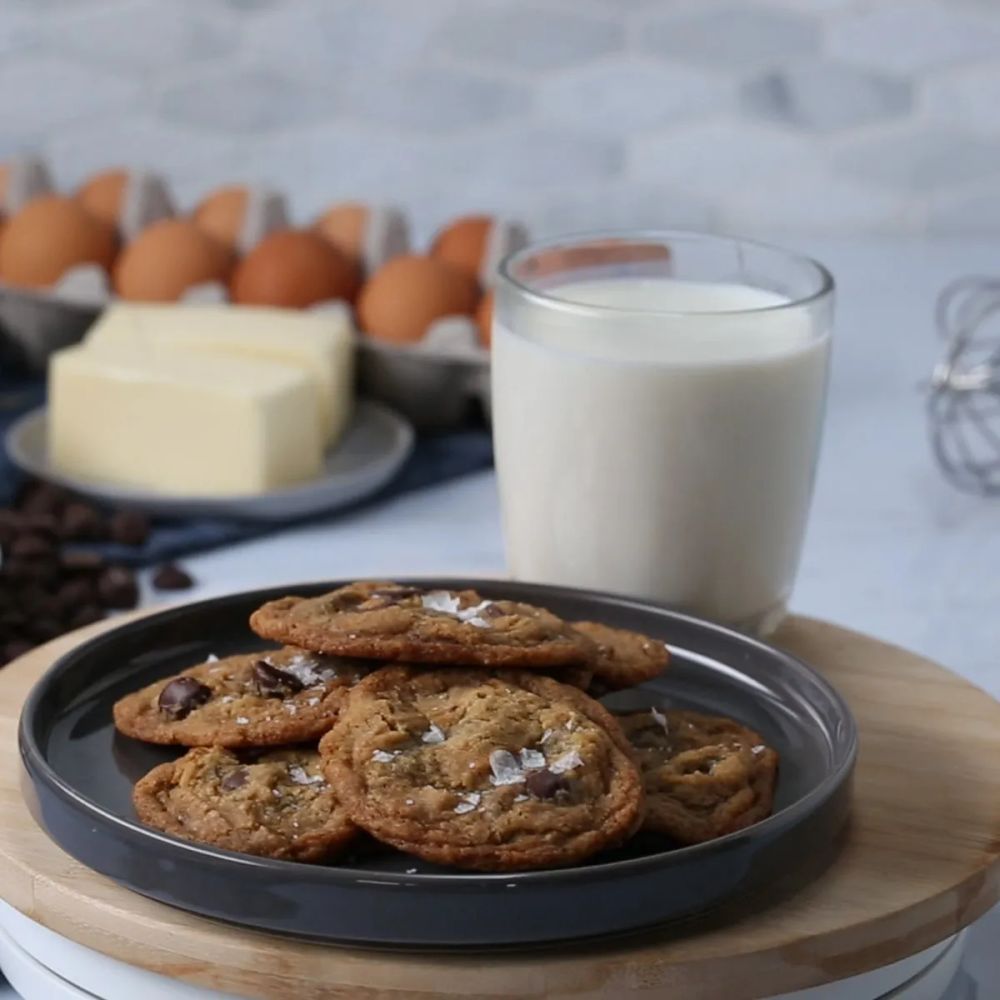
[492, 278, 831, 632]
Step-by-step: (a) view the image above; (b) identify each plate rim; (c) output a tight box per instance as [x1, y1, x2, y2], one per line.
[19, 578, 858, 889]
[4, 399, 416, 511]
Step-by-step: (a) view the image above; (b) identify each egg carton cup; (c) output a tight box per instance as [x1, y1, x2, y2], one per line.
[357, 317, 490, 429]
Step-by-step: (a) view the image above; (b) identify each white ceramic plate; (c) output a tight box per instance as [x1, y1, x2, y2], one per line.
[5, 400, 415, 521]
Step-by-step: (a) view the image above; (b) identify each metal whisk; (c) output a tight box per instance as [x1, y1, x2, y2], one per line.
[929, 276, 1000, 496]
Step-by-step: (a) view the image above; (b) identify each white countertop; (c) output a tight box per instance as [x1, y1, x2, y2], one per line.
[6, 235, 1000, 998]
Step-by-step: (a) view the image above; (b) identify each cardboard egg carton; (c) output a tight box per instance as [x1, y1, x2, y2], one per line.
[0, 154, 524, 428]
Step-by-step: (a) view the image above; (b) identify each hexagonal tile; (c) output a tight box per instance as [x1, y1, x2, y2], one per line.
[742, 63, 912, 132]
[836, 128, 1000, 192]
[158, 67, 335, 132]
[49, 2, 235, 75]
[436, 4, 623, 71]
[926, 66, 1000, 136]
[639, 6, 819, 70]
[520, 184, 715, 239]
[43, 114, 237, 198]
[537, 59, 731, 137]
[0, 57, 139, 145]
[630, 120, 820, 198]
[828, 0, 1000, 75]
[344, 68, 529, 133]
[246, 0, 454, 79]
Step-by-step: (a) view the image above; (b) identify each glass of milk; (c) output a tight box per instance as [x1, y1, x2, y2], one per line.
[492, 231, 834, 636]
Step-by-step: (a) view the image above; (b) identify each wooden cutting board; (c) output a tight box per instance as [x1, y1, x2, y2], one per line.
[0, 613, 998, 999]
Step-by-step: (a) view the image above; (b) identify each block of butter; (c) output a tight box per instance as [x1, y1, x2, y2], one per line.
[49, 344, 323, 495]
[85, 303, 354, 446]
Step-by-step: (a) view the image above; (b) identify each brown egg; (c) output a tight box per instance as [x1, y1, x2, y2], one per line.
[430, 215, 494, 278]
[114, 219, 232, 302]
[193, 185, 250, 251]
[77, 169, 129, 227]
[0, 194, 118, 289]
[476, 289, 494, 348]
[231, 230, 361, 308]
[358, 254, 480, 345]
[313, 201, 369, 268]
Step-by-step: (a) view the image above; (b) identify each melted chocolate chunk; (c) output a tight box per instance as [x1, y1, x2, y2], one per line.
[524, 769, 569, 800]
[221, 767, 248, 791]
[151, 562, 194, 591]
[158, 677, 212, 719]
[253, 660, 305, 697]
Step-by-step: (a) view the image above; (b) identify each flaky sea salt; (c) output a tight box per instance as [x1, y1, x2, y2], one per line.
[751, 744, 766, 755]
[651, 707, 669, 733]
[235, 716, 249, 725]
[288, 765, 325, 786]
[421, 590, 496, 629]
[306, 697, 320, 707]
[518, 748, 546, 770]
[284, 702, 298, 715]
[550, 750, 583, 774]
[281, 654, 336, 688]
[454, 792, 481, 814]
[206, 653, 219, 663]
[221, 695, 236, 704]
[513, 794, 529, 803]
[540, 729, 554, 744]
[421, 724, 446, 745]
[488, 748, 524, 786]
[372, 749, 398, 763]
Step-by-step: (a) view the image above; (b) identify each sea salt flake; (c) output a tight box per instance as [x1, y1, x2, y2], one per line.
[420, 590, 496, 629]
[288, 765, 325, 786]
[405, 798, 415, 806]
[751, 744, 766, 755]
[651, 707, 669, 733]
[271, 789, 282, 798]
[306, 697, 320, 707]
[488, 748, 524, 786]
[565, 718, 577, 731]
[513, 794, 528, 803]
[284, 702, 298, 715]
[550, 750, 583, 774]
[453, 792, 481, 814]
[372, 749, 398, 763]
[518, 748, 546, 770]
[540, 729, 554, 744]
[235, 716, 249, 725]
[221, 695, 236, 704]
[206, 653, 219, 663]
[421, 723, 446, 745]
[282, 654, 336, 688]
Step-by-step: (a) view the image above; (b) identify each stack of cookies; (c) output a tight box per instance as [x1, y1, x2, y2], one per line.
[114, 581, 778, 871]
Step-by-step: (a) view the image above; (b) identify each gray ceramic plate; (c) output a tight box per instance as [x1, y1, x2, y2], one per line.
[19, 579, 857, 949]
[5, 400, 415, 521]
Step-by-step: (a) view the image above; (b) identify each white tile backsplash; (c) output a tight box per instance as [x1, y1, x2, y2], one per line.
[3, 0, 1000, 237]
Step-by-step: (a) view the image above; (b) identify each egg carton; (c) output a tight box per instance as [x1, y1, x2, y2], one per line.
[0, 154, 519, 429]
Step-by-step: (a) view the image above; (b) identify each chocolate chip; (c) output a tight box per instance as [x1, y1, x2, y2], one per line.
[67, 604, 103, 630]
[55, 577, 97, 611]
[8, 532, 56, 560]
[108, 510, 150, 547]
[2, 558, 58, 585]
[17, 481, 68, 517]
[151, 562, 194, 591]
[97, 565, 138, 610]
[59, 549, 106, 574]
[253, 660, 304, 697]
[158, 677, 212, 719]
[221, 768, 248, 791]
[524, 769, 569, 800]
[21, 513, 60, 538]
[0, 511, 21, 548]
[27, 617, 63, 642]
[60, 503, 107, 542]
[1, 639, 34, 664]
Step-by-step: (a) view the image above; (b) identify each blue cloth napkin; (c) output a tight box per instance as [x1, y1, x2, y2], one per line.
[0, 377, 493, 566]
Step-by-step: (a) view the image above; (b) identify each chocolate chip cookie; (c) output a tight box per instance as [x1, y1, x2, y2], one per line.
[319, 666, 643, 871]
[133, 746, 356, 861]
[250, 581, 596, 670]
[113, 647, 371, 748]
[618, 708, 778, 845]
[571, 621, 669, 692]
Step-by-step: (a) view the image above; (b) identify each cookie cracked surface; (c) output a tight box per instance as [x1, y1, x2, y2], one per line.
[319, 666, 644, 871]
[113, 646, 371, 747]
[618, 708, 778, 844]
[133, 746, 357, 862]
[250, 581, 596, 670]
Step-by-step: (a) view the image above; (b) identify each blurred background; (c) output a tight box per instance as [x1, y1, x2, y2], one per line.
[3, 0, 1000, 241]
